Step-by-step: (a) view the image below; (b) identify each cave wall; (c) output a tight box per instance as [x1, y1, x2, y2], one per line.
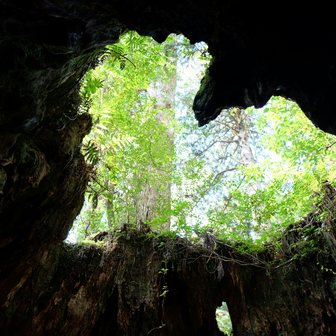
[1, 231, 225, 336]
[1, 1, 336, 133]
[1, 1, 336, 335]
[2, 222, 336, 336]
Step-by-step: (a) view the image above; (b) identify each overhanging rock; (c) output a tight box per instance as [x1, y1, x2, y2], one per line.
[1, 1, 336, 133]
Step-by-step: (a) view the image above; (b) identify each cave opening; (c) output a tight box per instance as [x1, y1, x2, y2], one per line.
[216, 302, 233, 335]
[67, 31, 215, 241]
[67, 29, 335, 252]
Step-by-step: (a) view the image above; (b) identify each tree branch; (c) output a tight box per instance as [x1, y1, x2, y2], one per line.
[190, 167, 238, 210]
[319, 140, 336, 151]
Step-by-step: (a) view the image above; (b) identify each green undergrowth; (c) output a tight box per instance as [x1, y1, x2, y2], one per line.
[70, 184, 336, 277]
[71, 220, 334, 275]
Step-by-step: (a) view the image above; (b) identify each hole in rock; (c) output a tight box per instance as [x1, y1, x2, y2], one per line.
[216, 302, 232, 335]
[66, 29, 336, 253]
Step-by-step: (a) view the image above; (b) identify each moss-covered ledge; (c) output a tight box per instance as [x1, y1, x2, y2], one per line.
[2, 204, 336, 336]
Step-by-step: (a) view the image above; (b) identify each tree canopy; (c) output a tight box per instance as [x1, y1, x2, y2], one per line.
[68, 32, 336, 252]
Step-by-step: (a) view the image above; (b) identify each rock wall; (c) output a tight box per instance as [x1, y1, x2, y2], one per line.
[1, 1, 336, 132]
[2, 217, 336, 335]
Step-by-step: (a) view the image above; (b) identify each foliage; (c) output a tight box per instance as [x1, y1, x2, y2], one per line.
[69, 32, 182, 240]
[216, 302, 233, 335]
[207, 96, 336, 244]
[175, 104, 261, 230]
[68, 29, 336, 254]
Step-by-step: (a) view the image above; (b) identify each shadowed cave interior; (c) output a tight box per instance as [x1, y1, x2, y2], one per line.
[1, 1, 336, 335]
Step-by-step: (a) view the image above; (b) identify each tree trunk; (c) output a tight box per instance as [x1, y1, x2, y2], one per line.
[136, 44, 177, 229]
[106, 191, 114, 229]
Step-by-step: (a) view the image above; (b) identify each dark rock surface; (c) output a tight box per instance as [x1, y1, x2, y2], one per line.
[2, 217, 336, 335]
[1, 1, 336, 132]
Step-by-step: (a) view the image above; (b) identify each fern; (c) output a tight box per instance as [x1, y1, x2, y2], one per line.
[83, 140, 99, 164]
[111, 135, 135, 150]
